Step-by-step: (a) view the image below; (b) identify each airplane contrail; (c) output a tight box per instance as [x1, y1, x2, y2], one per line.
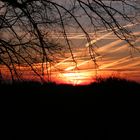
[65, 56, 102, 71]
[65, 60, 90, 71]
[48, 23, 138, 72]
[47, 55, 76, 71]
[97, 39, 122, 53]
[48, 30, 113, 71]
[75, 23, 138, 69]
[85, 23, 138, 47]
[99, 56, 131, 70]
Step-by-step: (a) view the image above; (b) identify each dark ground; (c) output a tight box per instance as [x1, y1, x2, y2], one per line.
[1, 77, 140, 140]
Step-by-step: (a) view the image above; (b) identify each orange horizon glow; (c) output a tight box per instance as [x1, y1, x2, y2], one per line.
[0, 64, 140, 85]
[53, 71, 96, 85]
[0, 23, 140, 85]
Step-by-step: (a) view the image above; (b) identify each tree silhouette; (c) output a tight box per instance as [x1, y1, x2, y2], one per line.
[0, 0, 140, 81]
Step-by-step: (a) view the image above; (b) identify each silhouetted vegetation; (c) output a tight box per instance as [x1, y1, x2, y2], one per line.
[1, 0, 140, 81]
[1, 77, 140, 140]
[1, 77, 140, 110]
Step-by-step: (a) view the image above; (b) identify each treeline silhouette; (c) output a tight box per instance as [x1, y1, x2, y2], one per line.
[1, 77, 140, 112]
[1, 77, 140, 140]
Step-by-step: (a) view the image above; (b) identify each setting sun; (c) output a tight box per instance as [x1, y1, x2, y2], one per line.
[0, 0, 140, 85]
[60, 71, 94, 85]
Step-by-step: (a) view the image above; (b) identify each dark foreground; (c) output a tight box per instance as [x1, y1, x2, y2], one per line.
[1, 78, 140, 140]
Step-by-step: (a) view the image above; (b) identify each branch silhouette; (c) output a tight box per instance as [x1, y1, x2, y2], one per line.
[0, 0, 139, 82]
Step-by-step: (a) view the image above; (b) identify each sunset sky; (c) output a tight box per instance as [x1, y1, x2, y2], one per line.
[0, 0, 140, 85]
[49, 22, 140, 85]
[1, 22, 139, 85]
[48, 0, 140, 85]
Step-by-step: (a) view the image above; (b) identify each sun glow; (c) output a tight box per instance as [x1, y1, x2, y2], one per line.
[0, 23, 140, 85]
[56, 71, 95, 85]
[62, 72, 83, 85]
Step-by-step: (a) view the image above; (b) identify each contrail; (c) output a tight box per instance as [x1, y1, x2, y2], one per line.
[48, 23, 138, 72]
[47, 55, 76, 71]
[99, 56, 131, 70]
[85, 23, 137, 47]
[85, 32, 113, 47]
[65, 60, 90, 71]
[49, 30, 113, 71]
[75, 23, 138, 69]
[97, 39, 122, 53]
[65, 56, 102, 71]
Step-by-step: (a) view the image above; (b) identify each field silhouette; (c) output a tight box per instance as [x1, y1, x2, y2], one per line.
[1, 77, 140, 140]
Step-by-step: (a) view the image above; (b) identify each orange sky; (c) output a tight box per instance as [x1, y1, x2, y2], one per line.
[0, 23, 140, 85]
[48, 23, 140, 85]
